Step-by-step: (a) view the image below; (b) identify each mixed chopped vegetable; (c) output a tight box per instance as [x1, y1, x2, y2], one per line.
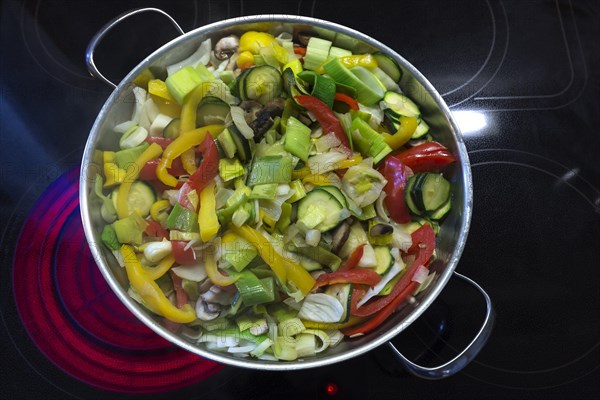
[95, 28, 457, 361]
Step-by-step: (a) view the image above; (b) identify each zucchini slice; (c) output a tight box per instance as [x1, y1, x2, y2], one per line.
[373, 52, 402, 82]
[383, 92, 420, 118]
[319, 185, 348, 208]
[228, 125, 252, 162]
[373, 246, 394, 275]
[111, 181, 156, 217]
[406, 173, 451, 216]
[297, 189, 345, 232]
[240, 65, 283, 105]
[324, 283, 352, 323]
[196, 96, 230, 126]
[163, 118, 181, 139]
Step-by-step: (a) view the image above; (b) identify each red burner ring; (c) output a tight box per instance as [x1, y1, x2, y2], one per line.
[12, 167, 223, 394]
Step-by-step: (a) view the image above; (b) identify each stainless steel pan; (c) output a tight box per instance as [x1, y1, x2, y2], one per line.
[80, 8, 493, 377]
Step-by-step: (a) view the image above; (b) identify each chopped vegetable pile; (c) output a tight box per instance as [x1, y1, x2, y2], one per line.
[95, 28, 457, 361]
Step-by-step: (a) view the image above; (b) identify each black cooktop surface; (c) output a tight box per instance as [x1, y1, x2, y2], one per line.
[1, 1, 599, 399]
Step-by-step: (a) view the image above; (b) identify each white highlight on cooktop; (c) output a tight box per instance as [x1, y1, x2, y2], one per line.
[452, 110, 488, 135]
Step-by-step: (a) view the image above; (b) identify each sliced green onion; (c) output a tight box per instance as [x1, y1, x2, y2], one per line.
[119, 125, 148, 150]
[283, 116, 311, 162]
[219, 158, 246, 182]
[297, 70, 336, 109]
[287, 180, 307, 203]
[247, 155, 293, 186]
[165, 65, 205, 104]
[302, 329, 331, 353]
[250, 183, 279, 200]
[278, 317, 305, 338]
[328, 46, 352, 59]
[234, 270, 276, 306]
[94, 174, 117, 223]
[101, 224, 120, 251]
[303, 37, 332, 70]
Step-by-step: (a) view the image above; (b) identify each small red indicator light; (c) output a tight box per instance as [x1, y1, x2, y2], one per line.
[325, 382, 338, 396]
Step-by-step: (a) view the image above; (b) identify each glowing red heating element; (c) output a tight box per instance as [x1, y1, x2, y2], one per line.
[12, 167, 223, 394]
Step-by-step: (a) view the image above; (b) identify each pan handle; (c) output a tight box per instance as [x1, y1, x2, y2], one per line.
[387, 271, 495, 379]
[85, 8, 184, 88]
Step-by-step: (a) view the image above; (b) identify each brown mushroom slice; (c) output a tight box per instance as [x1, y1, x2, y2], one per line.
[214, 35, 240, 61]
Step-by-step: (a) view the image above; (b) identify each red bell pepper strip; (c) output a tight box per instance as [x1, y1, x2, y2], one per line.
[144, 220, 167, 240]
[342, 280, 420, 337]
[313, 268, 381, 290]
[351, 224, 435, 317]
[177, 134, 219, 210]
[294, 95, 351, 154]
[350, 285, 367, 315]
[334, 93, 359, 110]
[140, 158, 187, 181]
[379, 155, 412, 224]
[337, 244, 365, 272]
[171, 241, 198, 265]
[395, 141, 455, 173]
[294, 46, 307, 56]
[169, 270, 189, 309]
[145, 137, 174, 150]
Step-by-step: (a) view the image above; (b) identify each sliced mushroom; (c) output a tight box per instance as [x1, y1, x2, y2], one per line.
[369, 223, 394, 237]
[331, 221, 352, 255]
[214, 35, 240, 60]
[249, 110, 274, 136]
[196, 300, 221, 321]
[262, 97, 285, 117]
[294, 29, 318, 46]
[248, 98, 287, 137]
[239, 100, 263, 124]
[201, 285, 235, 305]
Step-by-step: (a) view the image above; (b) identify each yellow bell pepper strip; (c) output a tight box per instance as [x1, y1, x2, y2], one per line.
[150, 199, 171, 224]
[302, 173, 331, 187]
[301, 315, 365, 330]
[142, 254, 175, 281]
[291, 165, 312, 180]
[133, 69, 155, 89]
[148, 79, 182, 118]
[236, 51, 255, 69]
[231, 225, 316, 295]
[339, 54, 378, 69]
[204, 244, 239, 286]
[148, 79, 177, 103]
[180, 149, 197, 175]
[198, 181, 220, 242]
[382, 116, 418, 150]
[116, 143, 163, 219]
[103, 162, 127, 187]
[239, 31, 276, 54]
[156, 125, 225, 187]
[334, 153, 363, 170]
[121, 245, 196, 323]
[104, 151, 115, 164]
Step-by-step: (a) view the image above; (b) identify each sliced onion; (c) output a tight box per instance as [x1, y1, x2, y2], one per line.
[114, 120, 137, 134]
[375, 191, 390, 223]
[172, 263, 208, 282]
[307, 151, 347, 174]
[119, 126, 148, 149]
[411, 265, 429, 284]
[356, 261, 403, 307]
[302, 329, 331, 353]
[149, 113, 173, 137]
[230, 106, 255, 139]
[298, 293, 344, 323]
[166, 38, 212, 75]
[305, 229, 321, 247]
[227, 344, 257, 354]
